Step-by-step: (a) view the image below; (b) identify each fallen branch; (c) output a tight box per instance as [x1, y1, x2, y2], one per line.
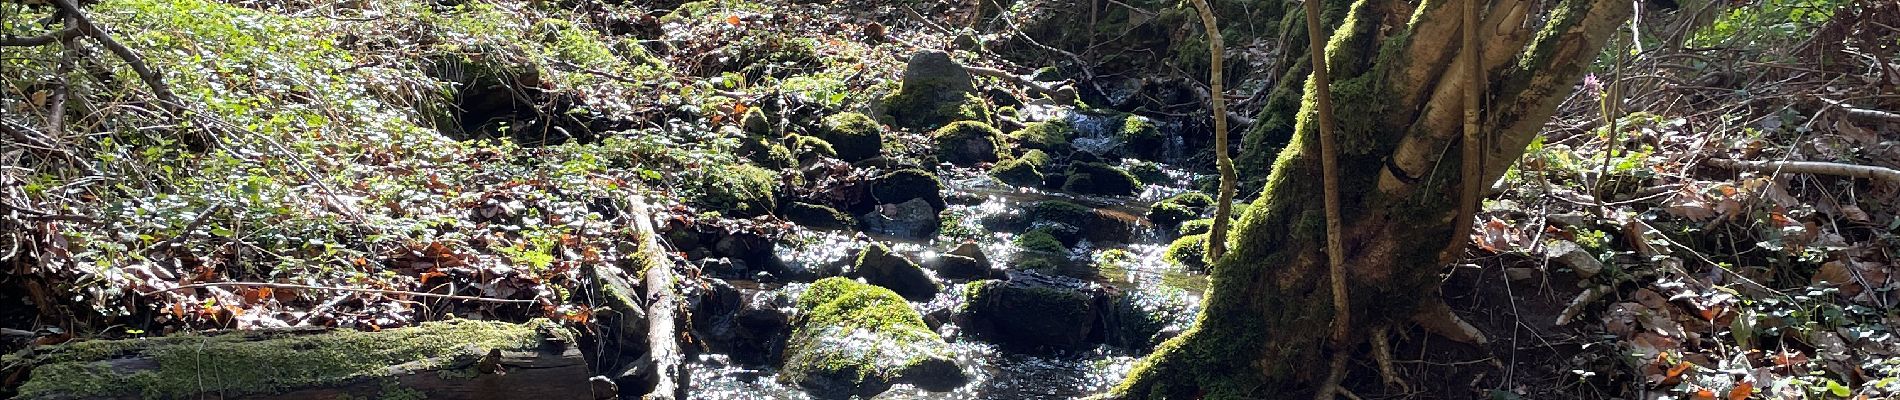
[1706, 158, 1900, 183]
[140, 282, 545, 304]
[0, 28, 79, 47]
[1819, 97, 1900, 124]
[49, 0, 183, 116]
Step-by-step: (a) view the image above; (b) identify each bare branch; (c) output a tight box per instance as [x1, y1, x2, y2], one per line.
[0, 28, 80, 47]
[141, 282, 545, 304]
[1706, 158, 1900, 183]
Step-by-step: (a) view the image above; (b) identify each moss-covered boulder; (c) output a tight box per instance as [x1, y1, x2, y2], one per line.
[869, 168, 945, 211]
[848, 243, 940, 301]
[1128, 161, 1168, 184]
[1061, 162, 1141, 196]
[932, 121, 1005, 166]
[784, 202, 855, 230]
[1163, 233, 1210, 272]
[816, 112, 883, 161]
[697, 164, 779, 217]
[930, 242, 994, 280]
[1014, 229, 1070, 255]
[739, 135, 797, 169]
[1146, 192, 1214, 227]
[742, 107, 774, 136]
[1116, 114, 1166, 160]
[1020, 200, 1134, 246]
[12, 319, 578, 400]
[781, 277, 965, 396]
[956, 272, 1101, 351]
[1009, 119, 1075, 153]
[1012, 229, 1094, 279]
[881, 51, 990, 131]
[989, 156, 1044, 187]
[1177, 218, 1215, 236]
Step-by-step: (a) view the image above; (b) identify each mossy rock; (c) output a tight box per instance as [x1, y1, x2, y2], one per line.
[932, 121, 1005, 166]
[816, 112, 883, 161]
[697, 164, 780, 217]
[957, 272, 1100, 351]
[1146, 192, 1214, 227]
[881, 51, 990, 131]
[784, 202, 854, 230]
[1116, 115, 1166, 160]
[1018, 149, 1053, 169]
[742, 107, 774, 136]
[849, 243, 941, 301]
[1129, 161, 1168, 184]
[1061, 162, 1141, 196]
[781, 278, 965, 396]
[869, 168, 945, 211]
[1177, 218, 1215, 236]
[1163, 233, 1210, 272]
[989, 156, 1044, 187]
[1009, 119, 1075, 153]
[738, 135, 796, 169]
[1014, 230, 1070, 255]
[13, 320, 562, 399]
[786, 134, 839, 161]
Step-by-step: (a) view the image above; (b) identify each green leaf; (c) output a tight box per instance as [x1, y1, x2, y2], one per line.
[1827, 379, 1851, 397]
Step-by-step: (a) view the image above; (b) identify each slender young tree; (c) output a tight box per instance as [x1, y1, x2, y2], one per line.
[1111, 0, 1632, 397]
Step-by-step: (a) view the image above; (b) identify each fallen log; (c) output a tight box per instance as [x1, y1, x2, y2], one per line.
[6, 319, 592, 400]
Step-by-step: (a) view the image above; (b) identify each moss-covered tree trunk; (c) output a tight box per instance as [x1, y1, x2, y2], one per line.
[1112, 0, 1631, 397]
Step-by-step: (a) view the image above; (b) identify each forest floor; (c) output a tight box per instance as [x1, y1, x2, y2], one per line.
[2, 0, 1898, 399]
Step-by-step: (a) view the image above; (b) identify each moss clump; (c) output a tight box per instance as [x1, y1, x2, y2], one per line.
[1163, 234, 1210, 272]
[989, 157, 1044, 187]
[1014, 230, 1069, 254]
[785, 134, 838, 161]
[881, 51, 990, 131]
[869, 168, 944, 211]
[1177, 218, 1215, 236]
[1062, 162, 1142, 196]
[738, 136, 796, 168]
[784, 202, 854, 230]
[932, 121, 1006, 165]
[781, 277, 964, 395]
[816, 112, 883, 161]
[1148, 192, 1214, 227]
[1129, 161, 1168, 184]
[1018, 149, 1053, 168]
[1010, 119, 1076, 153]
[15, 320, 552, 399]
[742, 107, 774, 136]
[1026, 200, 1092, 225]
[1117, 115, 1166, 160]
[697, 164, 779, 217]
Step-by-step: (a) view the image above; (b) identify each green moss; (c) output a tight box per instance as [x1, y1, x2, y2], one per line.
[1009, 119, 1075, 152]
[1062, 162, 1142, 196]
[1128, 161, 1168, 184]
[742, 107, 774, 136]
[1177, 218, 1215, 236]
[785, 134, 838, 160]
[697, 164, 779, 217]
[1027, 200, 1092, 224]
[869, 168, 944, 210]
[882, 90, 991, 132]
[1162, 234, 1209, 272]
[16, 320, 552, 399]
[816, 112, 884, 161]
[1117, 115, 1165, 160]
[1018, 149, 1053, 169]
[1146, 202, 1197, 228]
[781, 277, 960, 392]
[738, 136, 796, 168]
[989, 157, 1045, 187]
[932, 121, 1006, 165]
[784, 202, 854, 229]
[1014, 230, 1069, 254]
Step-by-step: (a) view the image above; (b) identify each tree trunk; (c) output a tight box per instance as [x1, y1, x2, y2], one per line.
[1111, 0, 1631, 397]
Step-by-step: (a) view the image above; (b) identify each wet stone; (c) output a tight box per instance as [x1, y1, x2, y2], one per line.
[956, 271, 1103, 352]
[860, 198, 941, 240]
[848, 243, 941, 301]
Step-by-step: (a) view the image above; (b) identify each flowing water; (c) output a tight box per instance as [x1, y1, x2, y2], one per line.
[683, 109, 1212, 399]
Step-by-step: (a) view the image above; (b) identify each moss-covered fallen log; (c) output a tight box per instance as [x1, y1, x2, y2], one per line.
[7, 319, 592, 400]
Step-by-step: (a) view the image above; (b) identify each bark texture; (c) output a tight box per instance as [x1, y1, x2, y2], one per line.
[1111, 0, 1631, 397]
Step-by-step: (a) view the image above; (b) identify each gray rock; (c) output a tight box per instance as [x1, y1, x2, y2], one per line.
[848, 243, 941, 301]
[1544, 240, 1604, 278]
[860, 198, 941, 240]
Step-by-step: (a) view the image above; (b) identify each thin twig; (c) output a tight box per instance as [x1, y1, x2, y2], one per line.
[1187, 0, 1235, 261]
[0, 28, 80, 47]
[1706, 158, 1900, 183]
[142, 282, 543, 304]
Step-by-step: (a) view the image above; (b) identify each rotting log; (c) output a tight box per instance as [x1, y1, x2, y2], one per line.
[582, 195, 684, 400]
[6, 319, 593, 400]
